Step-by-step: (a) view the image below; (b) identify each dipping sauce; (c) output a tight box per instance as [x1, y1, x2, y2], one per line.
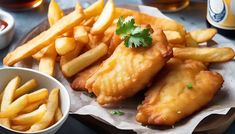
[0, 19, 8, 32]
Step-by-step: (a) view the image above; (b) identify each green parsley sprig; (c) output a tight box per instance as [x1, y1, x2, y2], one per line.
[116, 16, 152, 48]
[110, 110, 125, 116]
[186, 83, 193, 89]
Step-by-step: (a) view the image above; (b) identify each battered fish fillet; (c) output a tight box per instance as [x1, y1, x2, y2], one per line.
[136, 58, 224, 126]
[71, 63, 101, 90]
[85, 29, 172, 105]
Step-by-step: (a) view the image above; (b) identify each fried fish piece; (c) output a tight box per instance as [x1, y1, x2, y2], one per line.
[71, 62, 101, 91]
[136, 58, 224, 126]
[85, 29, 172, 105]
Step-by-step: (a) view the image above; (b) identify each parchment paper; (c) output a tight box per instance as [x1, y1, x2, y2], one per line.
[14, 5, 235, 134]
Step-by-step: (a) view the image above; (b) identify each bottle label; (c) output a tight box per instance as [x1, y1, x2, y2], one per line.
[207, 0, 235, 29]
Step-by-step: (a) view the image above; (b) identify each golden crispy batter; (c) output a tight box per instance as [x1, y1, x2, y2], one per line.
[136, 58, 224, 126]
[71, 63, 101, 91]
[85, 29, 172, 105]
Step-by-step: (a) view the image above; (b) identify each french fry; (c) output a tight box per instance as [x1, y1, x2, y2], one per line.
[0, 95, 28, 118]
[55, 107, 63, 122]
[27, 88, 49, 103]
[20, 100, 45, 114]
[189, 28, 217, 43]
[11, 125, 30, 131]
[73, 26, 89, 44]
[60, 43, 84, 66]
[3, 7, 84, 66]
[62, 43, 108, 77]
[55, 37, 76, 56]
[108, 31, 122, 55]
[14, 79, 38, 99]
[1, 76, 21, 110]
[38, 0, 63, 76]
[173, 47, 235, 62]
[0, 79, 37, 102]
[169, 43, 186, 48]
[91, 0, 115, 34]
[84, 0, 104, 18]
[28, 88, 59, 132]
[88, 34, 103, 49]
[163, 30, 184, 44]
[102, 24, 115, 45]
[32, 47, 49, 61]
[48, 0, 64, 26]
[0, 120, 10, 128]
[39, 44, 57, 76]
[81, 17, 95, 27]
[0, 76, 21, 127]
[185, 33, 198, 47]
[12, 104, 47, 125]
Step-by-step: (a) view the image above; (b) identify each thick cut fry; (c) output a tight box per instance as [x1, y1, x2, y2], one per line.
[163, 30, 184, 44]
[173, 47, 235, 62]
[73, 26, 89, 44]
[81, 17, 95, 26]
[32, 46, 49, 60]
[84, 0, 104, 18]
[169, 43, 186, 48]
[87, 34, 103, 49]
[91, 0, 115, 34]
[39, 44, 57, 76]
[14, 79, 38, 99]
[189, 28, 217, 43]
[20, 100, 45, 114]
[48, 0, 64, 26]
[1, 76, 21, 111]
[55, 37, 76, 55]
[12, 104, 47, 125]
[0, 95, 28, 118]
[28, 88, 59, 132]
[0, 79, 37, 101]
[62, 43, 108, 77]
[185, 33, 198, 47]
[60, 43, 84, 66]
[0, 119, 10, 128]
[27, 88, 49, 103]
[11, 125, 30, 131]
[55, 107, 63, 122]
[3, 7, 84, 66]
[38, 0, 63, 76]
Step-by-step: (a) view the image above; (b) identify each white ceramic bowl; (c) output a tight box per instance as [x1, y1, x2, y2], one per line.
[0, 9, 15, 49]
[0, 67, 70, 134]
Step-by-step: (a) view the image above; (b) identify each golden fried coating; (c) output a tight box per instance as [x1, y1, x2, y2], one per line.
[71, 63, 101, 90]
[136, 58, 224, 126]
[85, 29, 172, 105]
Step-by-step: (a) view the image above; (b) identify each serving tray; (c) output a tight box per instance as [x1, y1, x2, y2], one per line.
[14, 6, 235, 134]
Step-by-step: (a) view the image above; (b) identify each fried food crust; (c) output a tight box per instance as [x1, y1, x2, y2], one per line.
[85, 29, 172, 105]
[136, 58, 224, 125]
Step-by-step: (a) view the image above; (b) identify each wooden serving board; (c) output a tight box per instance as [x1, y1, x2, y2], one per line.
[16, 8, 235, 134]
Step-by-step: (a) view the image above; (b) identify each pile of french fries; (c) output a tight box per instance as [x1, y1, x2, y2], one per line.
[0, 76, 62, 132]
[3, 0, 235, 77]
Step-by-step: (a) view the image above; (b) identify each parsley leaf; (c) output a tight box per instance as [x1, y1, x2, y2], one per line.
[116, 16, 152, 48]
[110, 110, 125, 116]
[187, 83, 193, 89]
